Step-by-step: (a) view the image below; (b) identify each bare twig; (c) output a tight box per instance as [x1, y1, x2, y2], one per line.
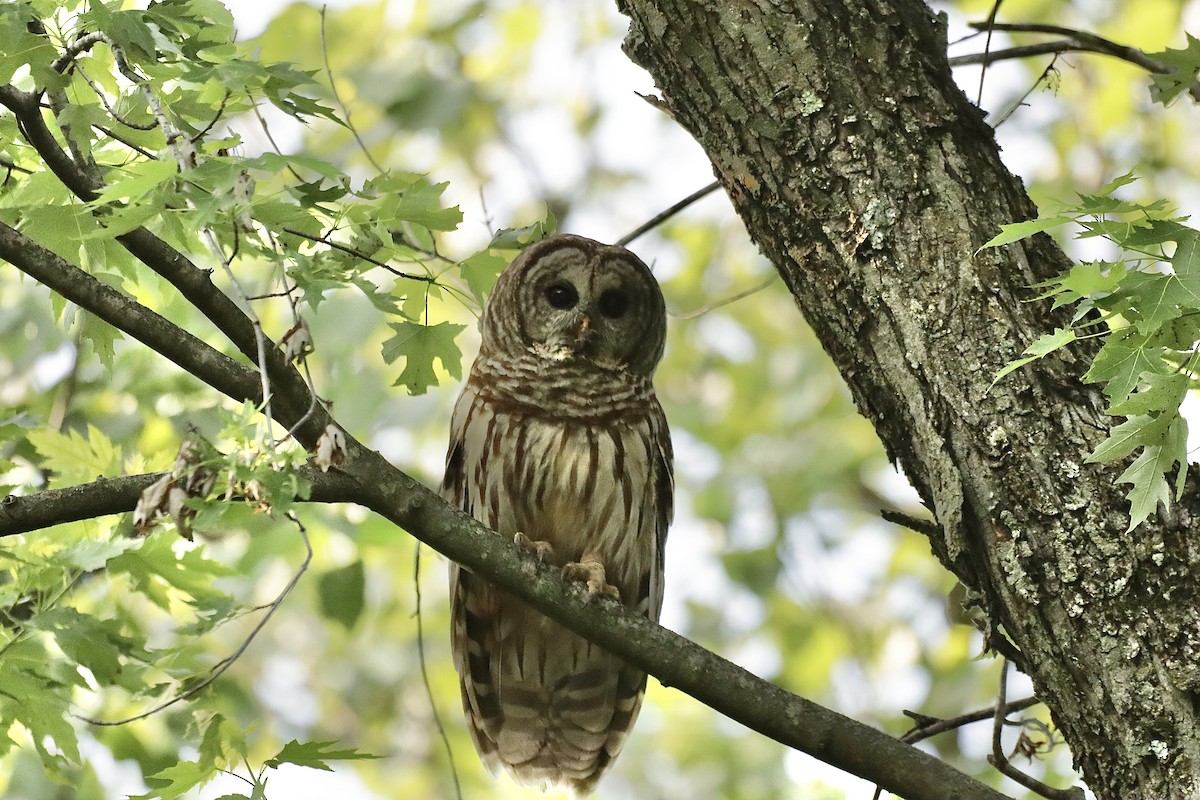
[91, 122, 158, 158]
[880, 509, 943, 539]
[192, 90, 231, 142]
[951, 41, 1093, 66]
[77, 63, 160, 130]
[319, 6, 385, 174]
[0, 157, 33, 176]
[51, 32, 108, 74]
[975, 0, 1004, 105]
[901, 696, 1041, 744]
[669, 275, 776, 321]
[251, 104, 305, 183]
[989, 660, 1085, 800]
[414, 543, 462, 800]
[616, 180, 721, 247]
[991, 55, 1061, 128]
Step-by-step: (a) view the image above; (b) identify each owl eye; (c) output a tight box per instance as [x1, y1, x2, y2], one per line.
[544, 282, 579, 310]
[597, 288, 629, 319]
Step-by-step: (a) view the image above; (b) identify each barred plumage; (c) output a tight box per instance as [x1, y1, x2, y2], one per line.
[441, 234, 673, 796]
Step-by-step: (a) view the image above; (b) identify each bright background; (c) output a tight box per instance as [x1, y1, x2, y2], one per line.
[4, 1, 1200, 798]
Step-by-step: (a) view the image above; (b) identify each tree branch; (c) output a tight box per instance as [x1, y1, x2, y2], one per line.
[902, 696, 1041, 744]
[0, 83, 326, 444]
[960, 22, 1200, 103]
[0, 468, 360, 538]
[0, 449, 1015, 800]
[0, 221, 262, 406]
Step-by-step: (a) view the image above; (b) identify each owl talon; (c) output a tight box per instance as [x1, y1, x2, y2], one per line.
[563, 559, 621, 602]
[513, 532, 554, 561]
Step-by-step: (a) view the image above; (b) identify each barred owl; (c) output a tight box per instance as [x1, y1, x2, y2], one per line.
[441, 234, 673, 796]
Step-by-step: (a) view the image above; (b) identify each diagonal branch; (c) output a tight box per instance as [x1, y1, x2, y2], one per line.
[0, 449, 1016, 800]
[345, 447, 1015, 800]
[0, 221, 262, 406]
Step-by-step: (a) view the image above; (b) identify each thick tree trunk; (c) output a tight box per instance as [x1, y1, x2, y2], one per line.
[619, 1, 1200, 798]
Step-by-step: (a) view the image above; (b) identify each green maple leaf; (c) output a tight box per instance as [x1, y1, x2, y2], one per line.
[133, 761, 212, 800]
[381, 320, 466, 395]
[26, 424, 122, 486]
[1086, 413, 1172, 464]
[1110, 413, 1188, 531]
[1107, 372, 1189, 417]
[1083, 328, 1169, 401]
[318, 560, 365, 629]
[1146, 34, 1200, 105]
[979, 215, 1070, 249]
[992, 327, 1076, 384]
[265, 740, 381, 772]
[459, 250, 507, 302]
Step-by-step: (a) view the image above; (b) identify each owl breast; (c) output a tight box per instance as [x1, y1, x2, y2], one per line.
[453, 377, 660, 609]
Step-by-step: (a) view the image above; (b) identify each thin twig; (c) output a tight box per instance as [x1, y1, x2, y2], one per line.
[251, 104, 305, 183]
[414, 542, 462, 800]
[0, 157, 33, 175]
[880, 509, 943, 539]
[975, 0, 1004, 106]
[51, 32, 107, 74]
[192, 90, 231, 143]
[319, 5, 385, 175]
[90, 122, 158, 158]
[281, 226, 437, 283]
[616, 180, 721, 247]
[77, 63, 159, 130]
[81, 513, 313, 726]
[901, 696, 1040, 744]
[951, 41, 1096, 67]
[988, 660, 1085, 800]
[669, 275, 777, 320]
[991, 55, 1060, 128]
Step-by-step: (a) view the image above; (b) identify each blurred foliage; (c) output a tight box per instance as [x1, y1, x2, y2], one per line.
[1, 0, 1197, 798]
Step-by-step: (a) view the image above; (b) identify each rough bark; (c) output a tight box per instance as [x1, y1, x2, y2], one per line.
[619, 1, 1200, 799]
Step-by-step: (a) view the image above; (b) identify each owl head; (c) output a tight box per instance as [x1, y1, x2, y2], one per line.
[479, 234, 667, 376]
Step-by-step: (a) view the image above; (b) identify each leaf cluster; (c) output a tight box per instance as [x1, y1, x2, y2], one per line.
[0, 0, 546, 794]
[988, 174, 1199, 529]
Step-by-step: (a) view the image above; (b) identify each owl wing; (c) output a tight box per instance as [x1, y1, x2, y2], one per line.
[441, 385, 507, 772]
[643, 395, 673, 622]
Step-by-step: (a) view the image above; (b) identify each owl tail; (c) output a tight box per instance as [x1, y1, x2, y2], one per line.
[452, 572, 647, 796]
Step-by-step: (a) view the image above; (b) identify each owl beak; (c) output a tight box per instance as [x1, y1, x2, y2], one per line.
[576, 314, 593, 345]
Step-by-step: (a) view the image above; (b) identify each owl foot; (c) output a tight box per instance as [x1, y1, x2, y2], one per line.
[562, 558, 621, 602]
[513, 532, 554, 561]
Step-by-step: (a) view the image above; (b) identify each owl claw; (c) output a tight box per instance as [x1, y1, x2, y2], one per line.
[563, 559, 621, 602]
[513, 532, 554, 561]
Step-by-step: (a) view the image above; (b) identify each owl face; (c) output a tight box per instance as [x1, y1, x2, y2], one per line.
[481, 235, 667, 376]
